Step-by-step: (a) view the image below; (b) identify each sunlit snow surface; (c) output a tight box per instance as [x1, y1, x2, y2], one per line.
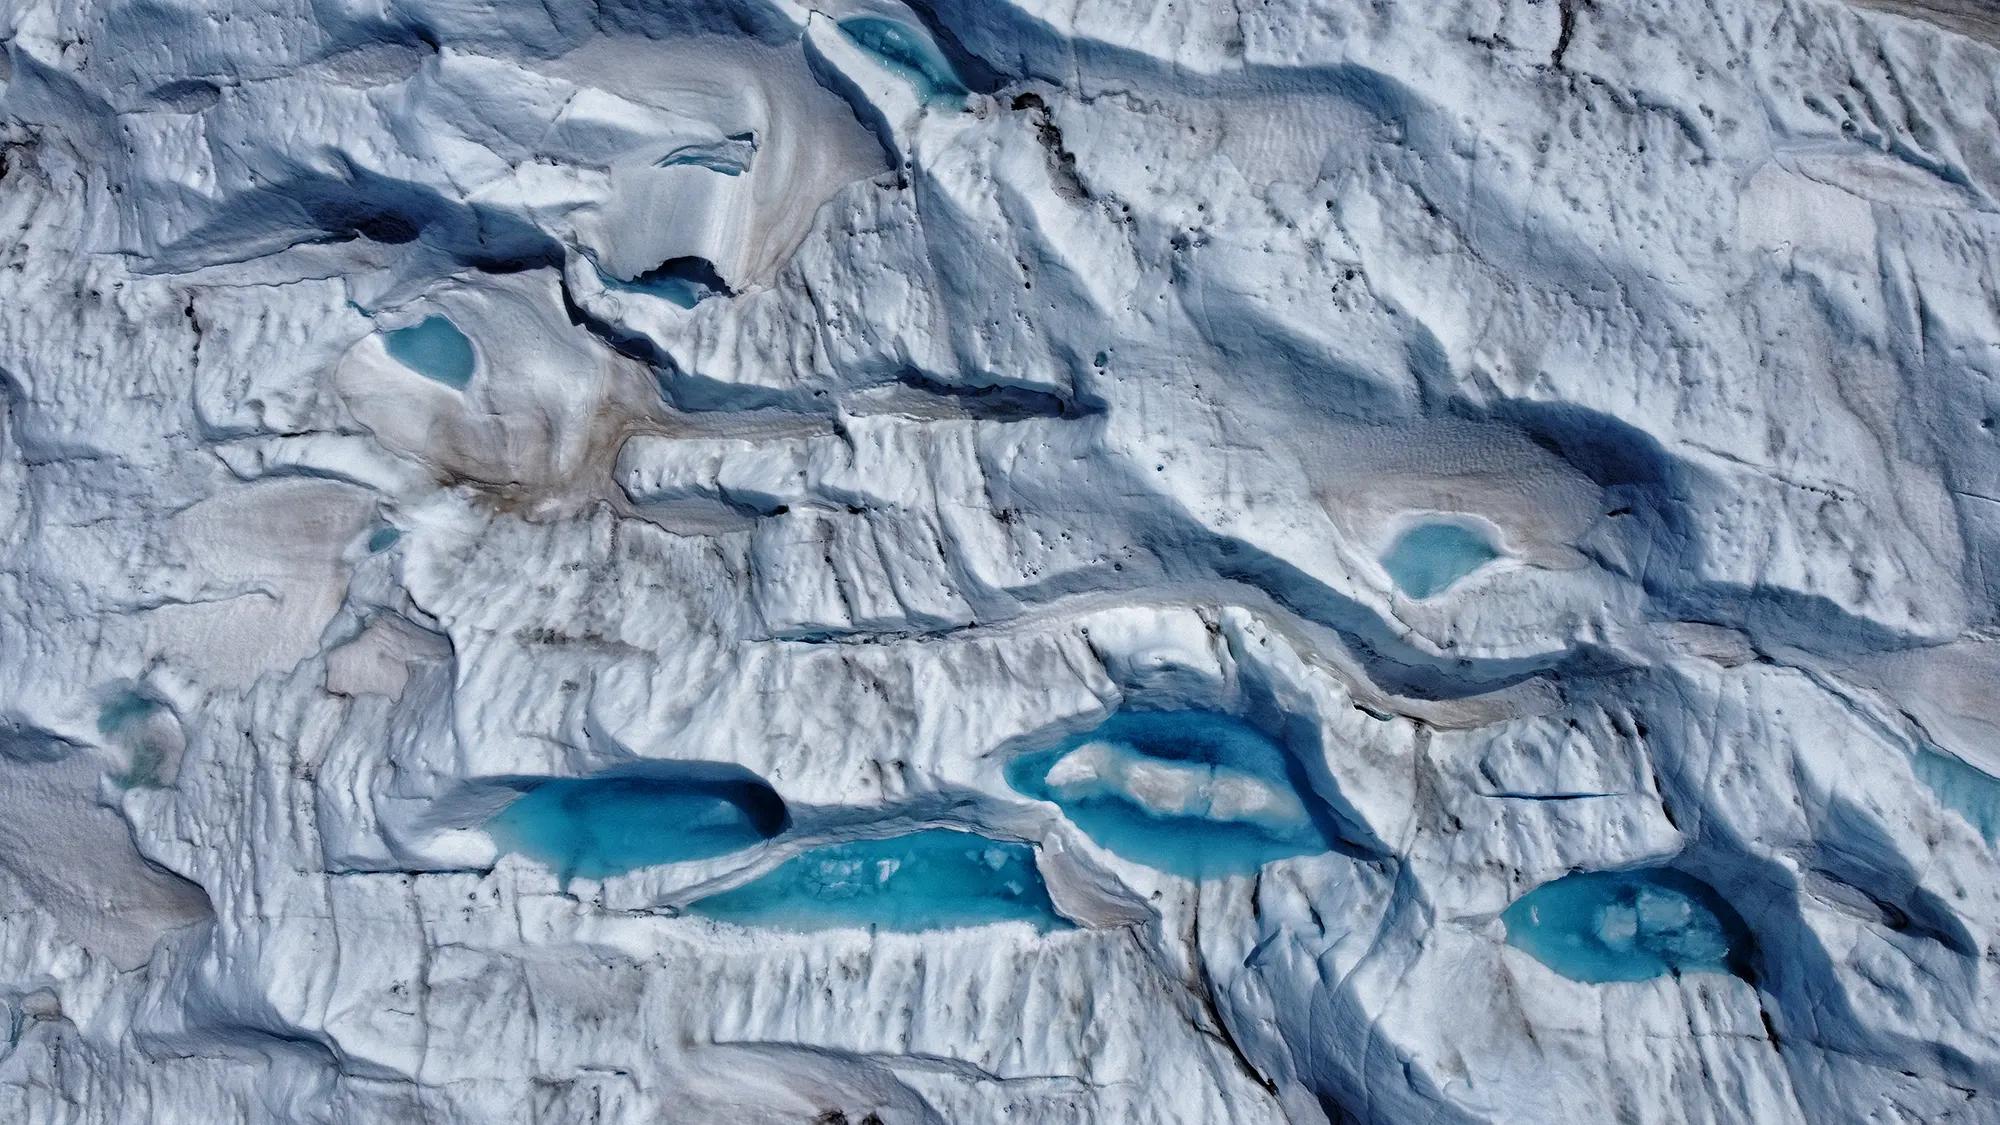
[7, 0, 2000, 1121]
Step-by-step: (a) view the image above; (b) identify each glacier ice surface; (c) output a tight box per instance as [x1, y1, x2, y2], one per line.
[6, 0, 2000, 1121]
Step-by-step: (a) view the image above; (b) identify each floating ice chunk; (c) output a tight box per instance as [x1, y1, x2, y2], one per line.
[691, 829, 1065, 932]
[1043, 740, 1312, 831]
[1008, 710, 1335, 877]
[1503, 868, 1751, 983]
[1381, 519, 1500, 599]
[382, 316, 476, 389]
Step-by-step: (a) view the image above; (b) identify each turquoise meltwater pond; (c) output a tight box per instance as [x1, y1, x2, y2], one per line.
[837, 17, 969, 105]
[1914, 749, 2000, 843]
[1381, 521, 1500, 599]
[691, 828, 1065, 933]
[486, 772, 789, 882]
[1502, 867, 1752, 983]
[1007, 710, 1336, 878]
[383, 315, 476, 389]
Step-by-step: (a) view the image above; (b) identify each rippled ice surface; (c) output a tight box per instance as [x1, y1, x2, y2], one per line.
[837, 16, 968, 105]
[486, 773, 788, 882]
[1502, 868, 1751, 983]
[1914, 749, 2000, 843]
[1007, 710, 1334, 878]
[1381, 520, 1499, 599]
[383, 315, 476, 389]
[692, 829, 1065, 932]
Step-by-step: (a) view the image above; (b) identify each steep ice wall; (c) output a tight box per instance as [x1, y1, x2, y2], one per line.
[2, 0, 2000, 1122]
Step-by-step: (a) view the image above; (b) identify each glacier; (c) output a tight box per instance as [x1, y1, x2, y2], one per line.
[2, 0, 2000, 1120]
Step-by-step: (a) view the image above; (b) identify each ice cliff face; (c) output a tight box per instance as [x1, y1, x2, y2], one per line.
[4, 0, 2000, 1121]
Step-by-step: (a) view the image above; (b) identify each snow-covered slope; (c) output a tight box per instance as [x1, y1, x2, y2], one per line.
[4, 0, 2000, 1121]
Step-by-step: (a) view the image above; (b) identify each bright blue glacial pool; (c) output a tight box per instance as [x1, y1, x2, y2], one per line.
[383, 315, 475, 389]
[1502, 868, 1752, 983]
[1914, 749, 2000, 843]
[486, 770, 789, 882]
[1381, 520, 1499, 599]
[691, 828, 1065, 932]
[838, 17, 968, 104]
[1006, 710, 1335, 878]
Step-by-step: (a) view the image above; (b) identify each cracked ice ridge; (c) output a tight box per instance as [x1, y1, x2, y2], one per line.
[4, 0, 2000, 1122]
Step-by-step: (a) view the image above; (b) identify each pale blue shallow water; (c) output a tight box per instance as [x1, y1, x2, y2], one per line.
[383, 316, 475, 389]
[486, 772, 789, 882]
[1502, 868, 1752, 983]
[604, 257, 728, 308]
[1006, 710, 1334, 878]
[365, 526, 401, 552]
[1914, 749, 2000, 843]
[837, 17, 968, 105]
[98, 691, 162, 735]
[1381, 521, 1499, 599]
[691, 828, 1065, 932]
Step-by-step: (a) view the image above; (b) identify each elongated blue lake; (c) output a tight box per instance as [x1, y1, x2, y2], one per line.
[1006, 710, 1336, 878]
[383, 315, 475, 389]
[691, 828, 1065, 932]
[1502, 868, 1752, 983]
[1382, 520, 1499, 599]
[486, 770, 789, 882]
[1914, 749, 2000, 843]
[838, 16, 968, 105]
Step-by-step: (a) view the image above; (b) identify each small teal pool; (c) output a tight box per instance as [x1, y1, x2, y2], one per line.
[1381, 520, 1499, 599]
[98, 692, 163, 736]
[486, 770, 789, 882]
[383, 316, 476, 390]
[365, 525, 401, 553]
[604, 257, 728, 309]
[838, 17, 968, 105]
[1502, 868, 1752, 983]
[691, 828, 1065, 932]
[1006, 710, 1335, 878]
[1914, 750, 2000, 844]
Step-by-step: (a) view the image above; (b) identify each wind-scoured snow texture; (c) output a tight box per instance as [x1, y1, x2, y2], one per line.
[4, 0, 2000, 1121]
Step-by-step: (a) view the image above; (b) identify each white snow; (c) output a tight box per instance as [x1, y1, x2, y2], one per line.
[2, 0, 2000, 1121]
